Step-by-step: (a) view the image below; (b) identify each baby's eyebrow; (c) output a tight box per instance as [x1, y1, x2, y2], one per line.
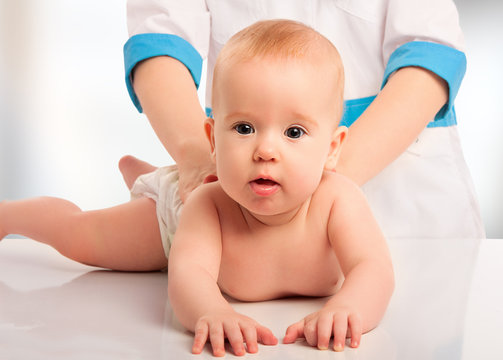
[224, 111, 255, 122]
[290, 112, 319, 128]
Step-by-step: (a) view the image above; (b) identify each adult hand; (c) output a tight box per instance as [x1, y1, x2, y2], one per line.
[176, 142, 217, 203]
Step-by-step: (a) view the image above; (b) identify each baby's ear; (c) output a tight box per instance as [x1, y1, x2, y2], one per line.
[324, 126, 348, 171]
[204, 117, 217, 162]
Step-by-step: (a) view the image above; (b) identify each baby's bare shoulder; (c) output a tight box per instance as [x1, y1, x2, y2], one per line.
[188, 181, 237, 212]
[182, 181, 226, 210]
[306, 172, 365, 221]
[317, 171, 364, 200]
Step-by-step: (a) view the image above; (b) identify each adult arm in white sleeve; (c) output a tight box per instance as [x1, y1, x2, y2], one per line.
[336, 0, 466, 185]
[124, 0, 214, 201]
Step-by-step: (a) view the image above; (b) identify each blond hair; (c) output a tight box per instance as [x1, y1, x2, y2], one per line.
[212, 19, 344, 119]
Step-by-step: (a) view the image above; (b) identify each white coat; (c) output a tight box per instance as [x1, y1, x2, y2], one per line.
[124, 0, 485, 239]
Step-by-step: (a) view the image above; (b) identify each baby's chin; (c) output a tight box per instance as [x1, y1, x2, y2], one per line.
[238, 202, 305, 227]
[220, 182, 306, 224]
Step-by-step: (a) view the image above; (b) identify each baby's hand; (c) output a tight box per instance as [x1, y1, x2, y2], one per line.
[192, 310, 278, 357]
[283, 306, 362, 351]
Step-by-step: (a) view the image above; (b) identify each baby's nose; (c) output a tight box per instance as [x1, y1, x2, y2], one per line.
[253, 137, 279, 162]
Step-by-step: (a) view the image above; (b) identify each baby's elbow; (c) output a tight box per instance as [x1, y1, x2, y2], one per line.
[167, 263, 183, 300]
[381, 261, 395, 306]
[386, 262, 395, 295]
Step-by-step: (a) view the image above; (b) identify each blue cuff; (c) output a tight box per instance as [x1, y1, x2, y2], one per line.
[382, 41, 466, 124]
[340, 96, 376, 128]
[123, 33, 203, 113]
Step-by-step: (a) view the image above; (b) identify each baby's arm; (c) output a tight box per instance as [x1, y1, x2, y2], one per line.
[284, 178, 394, 351]
[167, 185, 277, 357]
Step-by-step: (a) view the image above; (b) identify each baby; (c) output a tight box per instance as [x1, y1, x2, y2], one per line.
[0, 20, 394, 356]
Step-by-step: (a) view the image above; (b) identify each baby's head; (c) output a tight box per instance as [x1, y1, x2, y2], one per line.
[212, 19, 344, 121]
[206, 20, 347, 220]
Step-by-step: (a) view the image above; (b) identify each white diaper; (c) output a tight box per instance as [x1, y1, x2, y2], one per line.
[130, 165, 182, 259]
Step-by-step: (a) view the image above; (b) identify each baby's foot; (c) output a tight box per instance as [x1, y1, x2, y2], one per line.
[118, 155, 158, 190]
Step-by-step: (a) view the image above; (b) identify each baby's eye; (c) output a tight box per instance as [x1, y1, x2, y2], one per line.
[234, 123, 254, 135]
[285, 126, 305, 139]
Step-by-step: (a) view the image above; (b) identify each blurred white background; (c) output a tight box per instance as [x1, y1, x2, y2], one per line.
[1, 0, 502, 237]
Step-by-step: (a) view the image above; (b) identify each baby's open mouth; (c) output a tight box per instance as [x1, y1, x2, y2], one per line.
[253, 178, 278, 186]
[250, 178, 280, 196]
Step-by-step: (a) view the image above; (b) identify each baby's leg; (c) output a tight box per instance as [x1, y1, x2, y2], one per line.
[119, 155, 158, 190]
[0, 197, 167, 271]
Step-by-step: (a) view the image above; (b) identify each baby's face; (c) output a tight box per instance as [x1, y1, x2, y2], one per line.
[209, 58, 343, 220]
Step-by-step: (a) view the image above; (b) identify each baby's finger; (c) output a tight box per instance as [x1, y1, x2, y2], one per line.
[304, 318, 318, 347]
[332, 314, 348, 352]
[316, 314, 333, 350]
[257, 324, 278, 346]
[348, 314, 362, 348]
[209, 323, 226, 357]
[223, 322, 246, 356]
[241, 324, 258, 353]
[192, 321, 209, 354]
[283, 321, 305, 344]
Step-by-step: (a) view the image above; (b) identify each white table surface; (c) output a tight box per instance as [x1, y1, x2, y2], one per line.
[1, 237, 502, 359]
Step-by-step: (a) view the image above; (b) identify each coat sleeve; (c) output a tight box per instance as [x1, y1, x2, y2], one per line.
[381, 0, 467, 126]
[124, 0, 210, 112]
